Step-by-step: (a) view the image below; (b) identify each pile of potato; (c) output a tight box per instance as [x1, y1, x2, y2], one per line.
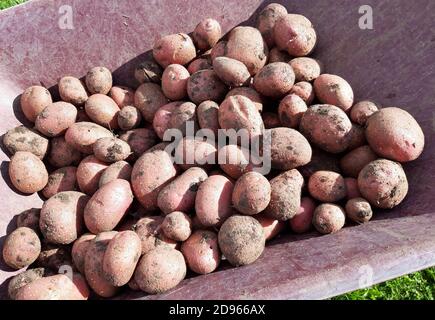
[2, 3, 425, 300]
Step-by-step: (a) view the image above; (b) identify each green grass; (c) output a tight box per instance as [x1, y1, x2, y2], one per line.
[1, 0, 434, 301]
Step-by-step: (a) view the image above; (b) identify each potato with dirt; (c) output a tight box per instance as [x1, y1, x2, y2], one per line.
[153, 33, 197, 68]
[312, 204, 346, 234]
[289, 81, 315, 104]
[345, 197, 373, 224]
[65, 122, 113, 154]
[35, 101, 77, 137]
[72, 233, 96, 274]
[85, 66, 112, 95]
[344, 177, 362, 199]
[58, 76, 88, 105]
[174, 136, 217, 171]
[76, 155, 109, 195]
[253, 62, 295, 98]
[197, 100, 220, 135]
[188, 58, 212, 74]
[193, 18, 222, 51]
[213, 57, 251, 87]
[16, 208, 40, 232]
[48, 136, 82, 167]
[2, 227, 40, 269]
[226, 87, 264, 112]
[278, 94, 308, 128]
[153, 101, 198, 139]
[3, 125, 49, 160]
[20, 85, 53, 122]
[85, 94, 120, 129]
[256, 3, 288, 48]
[42, 166, 78, 199]
[218, 144, 260, 179]
[161, 64, 190, 100]
[93, 137, 131, 163]
[308, 171, 347, 203]
[289, 57, 322, 82]
[187, 70, 227, 104]
[268, 47, 291, 63]
[350, 101, 379, 125]
[340, 145, 378, 178]
[161, 211, 192, 242]
[99, 160, 132, 187]
[8, 268, 46, 300]
[8, 151, 48, 194]
[134, 82, 168, 122]
[119, 128, 157, 160]
[134, 216, 178, 255]
[109, 86, 135, 108]
[232, 172, 271, 215]
[117, 106, 142, 130]
[314, 74, 354, 112]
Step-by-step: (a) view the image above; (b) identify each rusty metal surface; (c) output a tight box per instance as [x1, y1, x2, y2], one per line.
[0, 0, 434, 300]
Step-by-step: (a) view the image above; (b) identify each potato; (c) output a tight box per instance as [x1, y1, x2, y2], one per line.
[161, 211, 192, 241]
[99, 160, 132, 187]
[174, 136, 217, 171]
[17, 208, 40, 232]
[312, 204, 346, 234]
[119, 128, 157, 160]
[20, 86, 53, 122]
[269, 127, 312, 170]
[135, 58, 163, 84]
[134, 82, 168, 122]
[103, 231, 142, 286]
[3, 126, 49, 160]
[117, 105, 142, 130]
[348, 123, 366, 150]
[85, 94, 120, 129]
[134, 246, 186, 294]
[289, 196, 316, 234]
[71, 233, 96, 274]
[58, 76, 88, 105]
[253, 62, 295, 98]
[193, 18, 222, 51]
[131, 149, 178, 211]
[187, 58, 212, 74]
[278, 94, 308, 128]
[225, 26, 268, 75]
[48, 136, 82, 167]
[187, 70, 227, 104]
[358, 159, 408, 208]
[345, 198, 373, 224]
[157, 167, 208, 214]
[218, 215, 265, 266]
[340, 145, 378, 178]
[299, 147, 341, 178]
[153, 101, 197, 139]
[299, 104, 352, 153]
[274, 14, 317, 56]
[262, 112, 281, 129]
[65, 122, 113, 154]
[289, 81, 315, 104]
[161, 64, 190, 100]
[308, 171, 347, 202]
[265, 169, 304, 221]
[8, 268, 46, 300]
[134, 216, 178, 255]
[76, 155, 109, 195]
[344, 177, 362, 199]
[42, 166, 78, 199]
[2, 227, 40, 270]
[128, 278, 140, 291]
[15, 274, 89, 300]
[9, 151, 48, 194]
[268, 48, 291, 63]
[195, 175, 234, 227]
[85, 66, 112, 95]
[256, 3, 287, 48]
[255, 214, 286, 240]
[93, 137, 131, 163]
[226, 87, 264, 112]
[365, 107, 425, 162]
[314, 74, 354, 112]
[181, 230, 220, 274]
[218, 144, 259, 179]
[210, 40, 227, 61]
[197, 100, 219, 135]
[350, 101, 379, 125]
[34, 102, 77, 137]
[84, 231, 119, 298]
[36, 241, 72, 270]
[153, 33, 196, 68]
[232, 172, 270, 215]
[213, 57, 251, 87]
[289, 57, 322, 82]
[40, 191, 89, 244]
[84, 179, 133, 233]
[109, 86, 135, 108]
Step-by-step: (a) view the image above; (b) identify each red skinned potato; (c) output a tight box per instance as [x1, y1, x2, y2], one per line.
[3, 126, 49, 160]
[134, 216, 178, 255]
[109, 86, 134, 108]
[131, 149, 178, 211]
[218, 144, 260, 179]
[103, 231, 142, 286]
[134, 247, 186, 294]
[193, 18, 222, 51]
[289, 81, 315, 104]
[48, 136, 82, 167]
[84, 179, 133, 233]
[365, 107, 425, 162]
[218, 215, 265, 266]
[99, 160, 132, 187]
[153, 33, 196, 68]
[314, 74, 354, 112]
[161, 211, 192, 241]
[348, 123, 366, 150]
[256, 3, 288, 48]
[134, 58, 163, 84]
[350, 101, 379, 125]
[299, 104, 352, 153]
[58, 76, 88, 105]
[187, 58, 212, 74]
[268, 48, 291, 63]
[161, 64, 190, 100]
[9, 151, 48, 194]
[344, 177, 362, 199]
[253, 62, 295, 98]
[289, 57, 322, 82]
[76, 155, 109, 195]
[65, 122, 113, 154]
[308, 171, 347, 202]
[35, 102, 77, 137]
[213, 57, 251, 87]
[278, 94, 308, 128]
[93, 137, 131, 163]
[312, 204, 346, 234]
[117, 106, 142, 130]
[255, 214, 286, 241]
[157, 167, 208, 214]
[174, 136, 217, 171]
[290, 196, 316, 234]
[345, 197, 373, 224]
[8, 268, 46, 300]
[119, 128, 157, 160]
[42, 166, 77, 199]
[85, 94, 120, 129]
[2, 227, 41, 269]
[340, 145, 378, 178]
[274, 14, 317, 57]
[358, 159, 408, 209]
[195, 175, 234, 227]
[17, 208, 41, 232]
[262, 112, 281, 129]
[20, 85, 53, 122]
[232, 172, 271, 215]
[265, 169, 304, 221]
[85, 66, 112, 95]
[226, 87, 264, 112]
[40, 191, 89, 244]
[72, 233, 96, 274]
[210, 40, 227, 61]
[187, 70, 227, 104]
[197, 100, 220, 135]
[181, 230, 220, 274]
[134, 82, 168, 123]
